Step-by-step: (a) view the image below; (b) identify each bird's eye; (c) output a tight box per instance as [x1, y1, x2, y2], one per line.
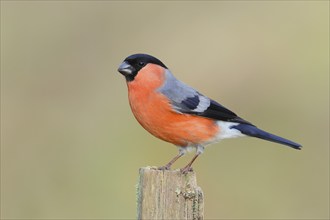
[138, 61, 146, 67]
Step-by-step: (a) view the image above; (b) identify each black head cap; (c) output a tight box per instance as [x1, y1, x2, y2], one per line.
[118, 53, 168, 81]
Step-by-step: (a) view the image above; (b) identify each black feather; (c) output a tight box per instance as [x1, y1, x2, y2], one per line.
[190, 100, 253, 125]
[181, 95, 200, 110]
[232, 124, 302, 149]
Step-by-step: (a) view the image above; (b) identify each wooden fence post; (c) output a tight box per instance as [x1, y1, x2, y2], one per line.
[136, 166, 204, 220]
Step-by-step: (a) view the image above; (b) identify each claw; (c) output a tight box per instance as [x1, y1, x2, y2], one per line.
[158, 165, 171, 171]
[180, 166, 193, 174]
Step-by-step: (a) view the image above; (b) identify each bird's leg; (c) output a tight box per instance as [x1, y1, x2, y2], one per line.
[180, 154, 199, 174]
[158, 148, 185, 170]
[180, 145, 204, 174]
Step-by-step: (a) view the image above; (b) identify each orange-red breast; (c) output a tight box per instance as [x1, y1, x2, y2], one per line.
[118, 54, 301, 173]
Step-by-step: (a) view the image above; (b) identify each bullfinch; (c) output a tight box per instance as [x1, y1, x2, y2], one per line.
[118, 53, 301, 173]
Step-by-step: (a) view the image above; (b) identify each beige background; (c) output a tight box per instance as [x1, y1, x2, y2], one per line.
[1, 1, 329, 219]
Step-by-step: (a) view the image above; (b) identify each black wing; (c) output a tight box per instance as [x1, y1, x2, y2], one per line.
[173, 94, 253, 125]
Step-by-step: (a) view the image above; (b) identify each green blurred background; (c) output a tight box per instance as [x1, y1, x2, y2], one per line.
[1, 1, 329, 219]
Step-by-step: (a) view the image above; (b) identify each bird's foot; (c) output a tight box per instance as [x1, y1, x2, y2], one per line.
[158, 165, 171, 171]
[180, 166, 193, 174]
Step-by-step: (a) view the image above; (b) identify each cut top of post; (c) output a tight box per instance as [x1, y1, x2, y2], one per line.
[137, 167, 204, 220]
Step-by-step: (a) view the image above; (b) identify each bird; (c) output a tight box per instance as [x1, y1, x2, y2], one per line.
[117, 53, 301, 173]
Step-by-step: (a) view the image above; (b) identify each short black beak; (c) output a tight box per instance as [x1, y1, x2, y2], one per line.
[118, 61, 134, 76]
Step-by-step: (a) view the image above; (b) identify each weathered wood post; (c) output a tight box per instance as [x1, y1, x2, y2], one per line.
[137, 167, 204, 220]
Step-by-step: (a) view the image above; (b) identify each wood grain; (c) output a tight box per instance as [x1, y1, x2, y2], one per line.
[137, 167, 204, 220]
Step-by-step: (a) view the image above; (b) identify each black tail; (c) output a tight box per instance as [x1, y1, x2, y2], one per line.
[232, 124, 302, 150]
